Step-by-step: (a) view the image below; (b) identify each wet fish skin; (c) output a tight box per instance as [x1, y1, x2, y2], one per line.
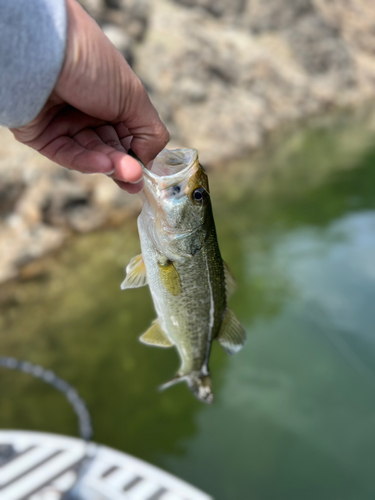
[122, 149, 246, 403]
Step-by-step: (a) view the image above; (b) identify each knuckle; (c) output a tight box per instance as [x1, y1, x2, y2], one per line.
[85, 139, 103, 150]
[156, 123, 170, 147]
[106, 140, 121, 148]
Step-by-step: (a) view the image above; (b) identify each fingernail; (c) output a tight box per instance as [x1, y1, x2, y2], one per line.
[128, 177, 144, 185]
[104, 169, 115, 176]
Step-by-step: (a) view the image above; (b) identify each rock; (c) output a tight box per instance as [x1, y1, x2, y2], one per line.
[0, 129, 136, 284]
[111, 0, 149, 41]
[134, 0, 375, 164]
[247, 0, 314, 32]
[0, 180, 24, 218]
[102, 23, 132, 58]
[288, 14, 353, 79]
[40, 179, 106, 233]
[0, 222, 65, 284]
[246, 0, 354, 83]
[173, 0, 246, 18]
[78, 0, 104, 19]
[78, 0, 150, 64]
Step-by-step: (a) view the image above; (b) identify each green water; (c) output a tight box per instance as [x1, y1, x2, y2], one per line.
[1, 110, 375, 499]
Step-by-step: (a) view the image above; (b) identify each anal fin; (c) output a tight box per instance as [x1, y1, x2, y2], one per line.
[140, 320, 173, 348]
[121, 254, 147, 289]
[217, 309, 246, 355]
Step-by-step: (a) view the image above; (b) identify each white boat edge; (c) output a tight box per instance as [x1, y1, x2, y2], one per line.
[0, 430, 213, 500]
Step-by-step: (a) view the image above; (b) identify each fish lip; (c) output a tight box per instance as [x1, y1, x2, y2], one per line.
[141, 148, 200, 201]
[142, 148, 199, 183]
[142, 163, 193, 182]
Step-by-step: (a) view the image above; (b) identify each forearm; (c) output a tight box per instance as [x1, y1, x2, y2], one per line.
[0, 0, 67, 128]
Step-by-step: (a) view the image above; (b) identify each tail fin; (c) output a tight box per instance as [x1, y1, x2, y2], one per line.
[159, 372, 213, 404]
[188, 374, 213, 404]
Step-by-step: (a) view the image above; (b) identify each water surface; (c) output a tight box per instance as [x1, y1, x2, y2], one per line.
[1, 110, 375, 499]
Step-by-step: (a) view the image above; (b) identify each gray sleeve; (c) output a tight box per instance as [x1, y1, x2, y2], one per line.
[0, 0, 67, 128]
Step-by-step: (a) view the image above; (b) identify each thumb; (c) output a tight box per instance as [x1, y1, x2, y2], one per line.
[120, 84, 170, 166]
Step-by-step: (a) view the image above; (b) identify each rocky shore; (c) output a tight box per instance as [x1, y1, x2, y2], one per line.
[0, 127, 143, 283]
[1, 0, 375, 284]
[80, 0, 375, 163]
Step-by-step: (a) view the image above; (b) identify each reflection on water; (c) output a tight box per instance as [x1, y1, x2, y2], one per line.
[1, 110, 375, 499]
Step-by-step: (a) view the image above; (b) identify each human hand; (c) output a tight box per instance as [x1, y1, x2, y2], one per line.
[10, 0, 169, 193]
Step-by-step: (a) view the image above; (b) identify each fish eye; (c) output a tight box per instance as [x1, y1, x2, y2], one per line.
[192, 187, 206, 204]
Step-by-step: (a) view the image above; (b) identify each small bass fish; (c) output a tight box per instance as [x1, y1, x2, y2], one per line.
[122, 149, 246, 403]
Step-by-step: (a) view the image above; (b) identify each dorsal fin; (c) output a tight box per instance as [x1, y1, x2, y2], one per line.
[121, 254, 147, 289]
[223, 261, 236, 298]
[217, 309, 246, 355]
[140, 320, 173, 348]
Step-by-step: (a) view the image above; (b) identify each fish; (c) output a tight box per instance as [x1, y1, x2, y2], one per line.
[121, 148, 246, 403]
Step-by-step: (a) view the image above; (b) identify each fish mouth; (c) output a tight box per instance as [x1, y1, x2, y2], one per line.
[142, 148, 199, 197]
[146, 149, 198, 178]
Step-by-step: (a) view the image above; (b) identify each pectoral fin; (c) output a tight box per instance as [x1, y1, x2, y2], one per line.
[121, 254, 147, 289]
[217, 309, 246, 355]
[158, 261, 182, 296]
[223, 261, 236, 298]
[140, 320, 173, 348]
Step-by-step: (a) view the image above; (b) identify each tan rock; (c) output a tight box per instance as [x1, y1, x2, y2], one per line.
[0, 129, 138, 284]
[134, 0, 375, 163]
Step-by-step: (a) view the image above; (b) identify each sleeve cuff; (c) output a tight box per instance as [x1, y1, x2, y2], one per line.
[0, 0, 67, 128]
